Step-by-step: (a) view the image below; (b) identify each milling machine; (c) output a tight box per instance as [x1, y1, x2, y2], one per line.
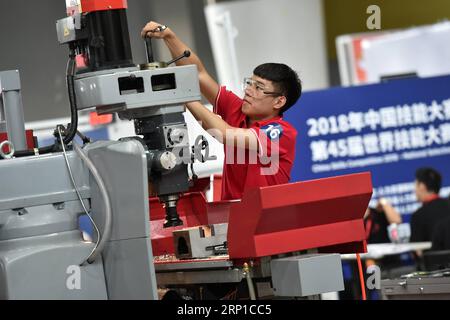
[0, 0, 207, 299]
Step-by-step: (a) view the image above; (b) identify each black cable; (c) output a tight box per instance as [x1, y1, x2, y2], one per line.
[11, 50, 78, 158]
[63, 50, 78, 144]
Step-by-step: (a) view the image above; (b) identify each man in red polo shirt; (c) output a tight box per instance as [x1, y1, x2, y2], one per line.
[142, 22, 302, 200]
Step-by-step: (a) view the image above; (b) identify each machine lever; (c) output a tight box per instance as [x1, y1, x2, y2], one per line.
[192, 135, 216, 164]
[165, 50, 191, 66]
[145, 38, 155, 63]
[143, 25, 168, 65]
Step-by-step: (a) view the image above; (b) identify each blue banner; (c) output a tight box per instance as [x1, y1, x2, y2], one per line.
[285, 75, 450, 223]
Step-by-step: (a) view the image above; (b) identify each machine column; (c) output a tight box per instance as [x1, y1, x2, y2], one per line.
[0, 70, 27, 151]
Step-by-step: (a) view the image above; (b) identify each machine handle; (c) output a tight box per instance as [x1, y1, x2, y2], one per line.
[145, 38, 155, 63]
[165, 50, 191, 66]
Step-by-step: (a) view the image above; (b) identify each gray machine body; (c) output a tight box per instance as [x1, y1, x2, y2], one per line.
[85, 140, 158, 299]
[0, 140, 158, 299]
[270, 254, 345, 297]
[74, 65, 201, 119]
[0, 70, 27, 151]
[0, 151, 107, 299]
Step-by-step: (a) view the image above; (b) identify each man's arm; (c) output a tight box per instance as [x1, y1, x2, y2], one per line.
[186, 101, 258, 151]
[141, 21, 219, 105]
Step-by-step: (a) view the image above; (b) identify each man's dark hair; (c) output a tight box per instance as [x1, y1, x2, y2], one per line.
[253, 63, 302, 115]
[415, 167, 442, 194]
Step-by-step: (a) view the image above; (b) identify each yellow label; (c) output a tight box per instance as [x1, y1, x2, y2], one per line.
[64, 27, 70, 37]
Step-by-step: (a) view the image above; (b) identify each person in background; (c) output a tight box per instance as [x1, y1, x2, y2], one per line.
[364, 198, 402, 243]
[410, 167, 450, 242]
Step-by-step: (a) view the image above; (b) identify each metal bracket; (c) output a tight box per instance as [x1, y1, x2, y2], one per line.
[0, 70, 21, 93]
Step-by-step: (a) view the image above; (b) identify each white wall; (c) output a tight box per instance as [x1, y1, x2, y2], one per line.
[205, 0, 329, 95]
[149, 0, 197, 62]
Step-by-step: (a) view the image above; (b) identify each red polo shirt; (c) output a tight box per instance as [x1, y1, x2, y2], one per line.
[214, 86, 297, 200]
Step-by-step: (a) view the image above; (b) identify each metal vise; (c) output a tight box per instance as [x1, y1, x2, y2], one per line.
[173, 223, 228, 259]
